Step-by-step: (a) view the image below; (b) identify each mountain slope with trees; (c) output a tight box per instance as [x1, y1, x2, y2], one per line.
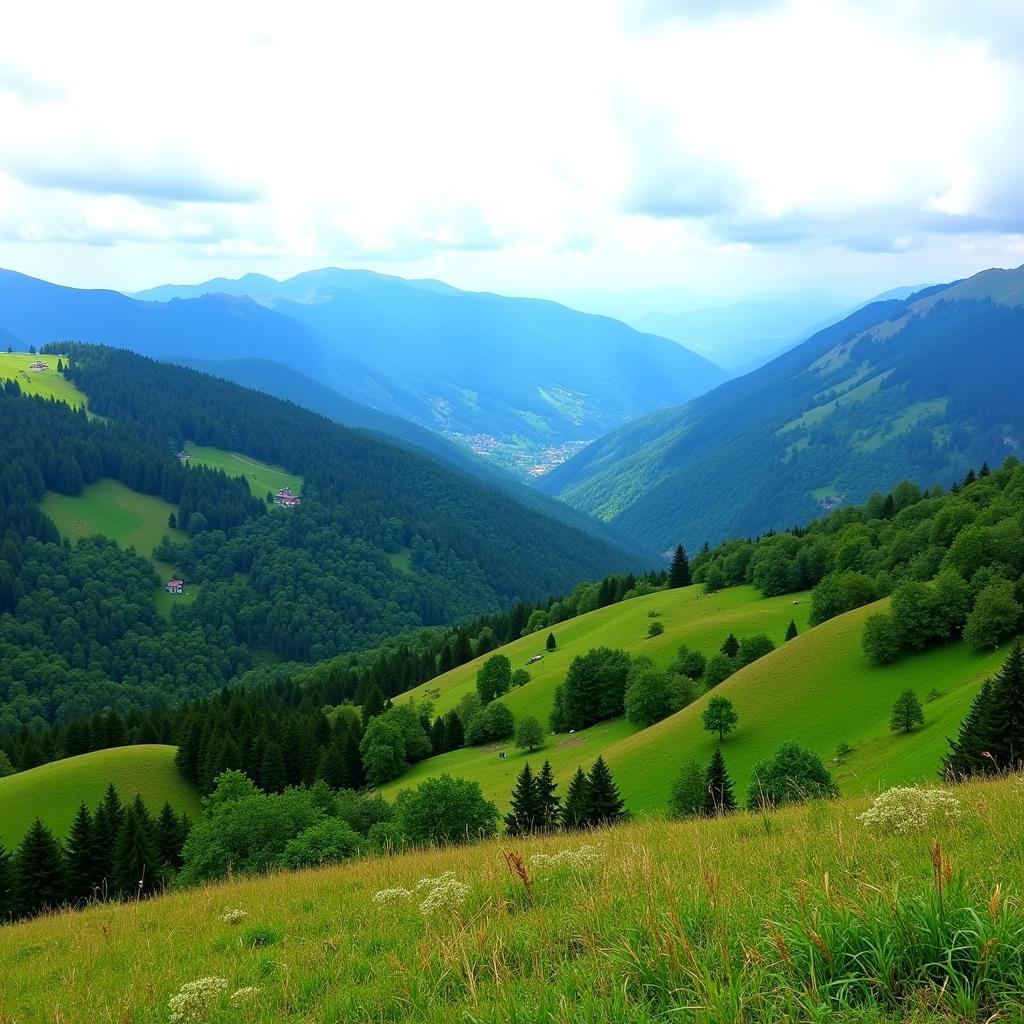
[541, 266, 1024, 551]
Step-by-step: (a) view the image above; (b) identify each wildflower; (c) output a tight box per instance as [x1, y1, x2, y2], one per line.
[221, 907, 248, 924]
[372, 886, 413, 905]
[230, 986, 261, 1007]
[416, 872, 470, 915]
[529, 844, 603, 870]
[168, 977, 227, 1024]
[858, 787, 961, 835]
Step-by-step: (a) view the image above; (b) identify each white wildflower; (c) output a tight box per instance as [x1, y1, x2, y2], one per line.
[229, 986, 261, 1007]
[416, 872, 470, 915]
[168, 977, 228, 1024]
[373, 886, 413, 904]
[859, 787, 962, 835]
[529, 844, 603, 870]
[221, 907, 248, 924]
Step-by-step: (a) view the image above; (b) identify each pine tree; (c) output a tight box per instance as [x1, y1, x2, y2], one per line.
[155, 803, 188, 877]
[981, 642, 1024, 772]
[91, 784, 124, 892]
[533, 760, 561, 831]
[785, 620, 798, 642]
[260, 741, 287, 792]
[112, 802, 160, 897]
[668, 544, 691, 588]
[546, 632, 556, 652]
[429, 715, 447, 755]
[704, 749, 737, 816]
[561, 767, 591, 829]
[504, 762, 540, 836]
[943, 680, 993, 778]
[452, 629, 473, 666]
[362, 684, 386, 725]
[721, 633, 739, 659]
[443, 710, 464, 751]
[15, 818, 65, 917]
[584, 756, 626, 826]
[65, 803, 97, 902]
[0, 842, 13, 922]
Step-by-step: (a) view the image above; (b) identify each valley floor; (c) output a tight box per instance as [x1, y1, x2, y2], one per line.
[2, 776, 1022, 1023]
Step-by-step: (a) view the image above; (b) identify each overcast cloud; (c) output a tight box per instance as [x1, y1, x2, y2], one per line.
[0, 0, 1022, 302]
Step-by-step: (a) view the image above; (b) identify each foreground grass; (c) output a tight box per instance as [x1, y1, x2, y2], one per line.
[3, 776, 1023, 1022]
[0, 746, 201, 846]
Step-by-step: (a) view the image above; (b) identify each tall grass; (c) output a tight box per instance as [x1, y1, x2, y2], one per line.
[2, 777, 1023, 1022]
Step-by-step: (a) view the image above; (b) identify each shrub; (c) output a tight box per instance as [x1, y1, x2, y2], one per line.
[397, 774, 499, 845]
[862, 612, 901, 665]
[746, 743, 839, 809]
[464, 700, 514, 744]
[705, 653, 735, 687]
[280, 818, 362, 869]
[858, 787, 961, 835]
[647, 621, 665, 637]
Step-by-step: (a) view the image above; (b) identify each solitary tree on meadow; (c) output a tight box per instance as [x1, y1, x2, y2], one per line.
[515, 715, 545, 752]
[890, 689, 925, 734]
[546, 632, 557, 651]
[785, 620, 798, 641]
[702, 696, 738, 741]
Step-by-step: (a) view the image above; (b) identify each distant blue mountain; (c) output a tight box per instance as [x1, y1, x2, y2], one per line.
[134, 267, 727, 475]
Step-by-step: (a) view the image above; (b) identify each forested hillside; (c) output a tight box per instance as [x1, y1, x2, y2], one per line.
[542, 267, 1024, 551]
[0, 346, 641, 732]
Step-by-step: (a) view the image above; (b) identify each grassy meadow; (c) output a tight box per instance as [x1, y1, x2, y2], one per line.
[383, 587, 1005, 813]
[0, 746, 201, 847]
[186, 445, 303, 500]
[2, 775, 1023, 1022]
[40, 479, 196, 614]
[0, 352, 86, 409]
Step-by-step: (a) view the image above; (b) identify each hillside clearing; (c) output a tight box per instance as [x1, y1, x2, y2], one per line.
[0, 352, 88, 409]
[0, 745, 200, 847]
[185, 444, 303, 500]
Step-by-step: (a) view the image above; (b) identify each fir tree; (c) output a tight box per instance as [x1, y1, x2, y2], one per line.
[561, 767, 591, 829]
[943, 680, 993, 778]
[65, 803, 97, 902]
[504, 762, 539, 836]
[533, 760, 561, 831]
[584, 756, 626, 826]
[443, 710, 464, 751]
[155, 803, 187, 876]
[15, 818, 65, 917]
[785, 620, 798, 641]
[668, 544, 691, 588]
[721, 633, 739, 659]
[704, 749, 737, 816]
[0, 842, 12, 922]
[890, 689, 925, 734]
[112, 801, 160, 896]
[260, 741, 288, 792]
[982, 641, 1024, 771]
[92, 784, 124, 891]
[546, 632, 556, 651]
[316, 735, 349, 789]
[362, 684, 386, 725]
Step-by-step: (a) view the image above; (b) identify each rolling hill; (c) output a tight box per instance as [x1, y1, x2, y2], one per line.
[134, 267, 728, 477]
[378, 585, 1007, 813]
[541, 265, 1024, 551]
[0, 745, 200, 847]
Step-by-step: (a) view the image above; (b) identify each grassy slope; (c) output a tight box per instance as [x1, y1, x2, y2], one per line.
[383, 588, 1006, 813]
[1, 775, 1019, 1023]
[0, 746, 201, 847]
[0, 352, 84, 408]
[40, 480, 196, 615]
[186, 444, 303, 499]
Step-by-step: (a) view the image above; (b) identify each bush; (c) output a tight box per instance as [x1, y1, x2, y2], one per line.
[862, 612, 901, 665]
[705, 653, 735, 687]
[281, 818, 362, 869]
[366, 821, 406, 855]
[397, 774, 499, 845]
[735, 634, 774, 668]
[624, 668, 674, 727]
[679, 649, 706, 678]
[464, 700, 514, 744]
[746, 743, 839, 809]
[647, 621, 665, 637]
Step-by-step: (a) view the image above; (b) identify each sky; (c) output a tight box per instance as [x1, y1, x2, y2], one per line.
[1, 0, 1023, 310]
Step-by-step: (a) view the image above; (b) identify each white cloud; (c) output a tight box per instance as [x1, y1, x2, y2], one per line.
[0, 0, 1021, 297]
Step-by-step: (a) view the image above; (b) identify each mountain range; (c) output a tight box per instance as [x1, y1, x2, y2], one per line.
[540, 265, 1024, 552]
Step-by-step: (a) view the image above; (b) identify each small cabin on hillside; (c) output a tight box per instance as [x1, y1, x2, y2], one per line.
[166, 579, 184, 595]
[274, 487, 301, 508]
[29, 360, 48, 372]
